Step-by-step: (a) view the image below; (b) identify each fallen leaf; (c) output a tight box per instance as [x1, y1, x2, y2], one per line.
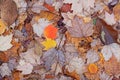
[0, 63, 11, 77]
[113, 3, 120, 20]
[42, 48, 65, 71]
[65, 57, 86, 75]
[95, 18, 118, 45]
[0, 34, 13, 51]
[0, 0, 18, 26]
[86, 49, 100, 64]
[67, 15, 94, 38]
[12, 71, 21, 80]
[103, 56, 120, 75]
[0, 19, 7, 34]
[63, 69, 80, 80]
[44, 24, 58, 39]
[42, 39, 57, 50]
[101, 43, 120, 61]
[32, 18, 51, 37]
[20, 48, 40, 65]
[16, 59, 33, 75]
[45, 74, 54, 79]
[88, 63, 98, 74]
[43, 2, 55, 12]
[60, 3, 72, 13]
[35, 11, 60, 21]
[104, 11, 116, 25]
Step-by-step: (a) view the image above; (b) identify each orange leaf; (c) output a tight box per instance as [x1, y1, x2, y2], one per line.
[44, 24, 58, 39]
[43, 3, 55, 12]
[88, 64, 98, 74]
[45, 74, 54, 79]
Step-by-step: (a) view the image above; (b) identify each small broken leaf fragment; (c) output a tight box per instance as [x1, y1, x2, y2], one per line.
[43, 2, 55, 12]
[88, 64, 98, 74]
[0, 34, 13, 51]
[42, 38, 57, 50]
[44, 24, 58, 39]
[0, 19, 7, 34]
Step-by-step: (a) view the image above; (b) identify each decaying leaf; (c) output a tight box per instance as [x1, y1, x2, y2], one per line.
[103, 56, 120, 75]
[0, 0, 18, 26]
[65, 57, 86, 75]
[42, 39, 57, 50]
[60, 3, 72, 13]
[0, 63, 11, 77]
[35, 11, 60, 21]
[95, 18, 118, 44]
[42, 48, 65, 71]
[67, 15, 94, 38]
[0, 34, 13, 51]
[20, 48, 40, 65]
[101, 43, 120, 61]
[16, 59, 33, 75]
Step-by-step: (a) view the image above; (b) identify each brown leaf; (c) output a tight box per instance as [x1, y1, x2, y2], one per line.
[63, 69, 80, 80]
[103, 56, 120, 75]
[60, 3, 72, 13]
[35, 11, 60, 22]
[0, 0, 18, 26]
[95, 18, 118, 45]
[113, 3, 120, 20]
[67, 16, 94, 38]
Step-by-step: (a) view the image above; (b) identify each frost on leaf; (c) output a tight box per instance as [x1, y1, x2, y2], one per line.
[0, 34, 13, 51]
[65, 57, 86, 75]
[0, 63, 11, 77]
[16, 59, 33, 75]
[42, 48, 65, 71]
[67, 16, 93, 38]
[101, 43, 120, 62]
[32, 18, 52, 37]
[104, 12, 116, 25]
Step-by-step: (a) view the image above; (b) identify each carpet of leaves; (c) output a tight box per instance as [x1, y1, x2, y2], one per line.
[0, 0, 120, 80]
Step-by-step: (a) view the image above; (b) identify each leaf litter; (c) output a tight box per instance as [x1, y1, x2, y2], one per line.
[0, 0, 120, 80]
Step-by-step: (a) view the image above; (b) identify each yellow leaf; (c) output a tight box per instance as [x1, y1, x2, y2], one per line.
[42, 38, 57, 50]
[83, 17, 91, 23]
[0, 19, 7, 34]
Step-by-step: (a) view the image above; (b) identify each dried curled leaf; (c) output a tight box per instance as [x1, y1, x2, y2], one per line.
[67, 16, 94, 38]
[0, 0, 18, 26]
